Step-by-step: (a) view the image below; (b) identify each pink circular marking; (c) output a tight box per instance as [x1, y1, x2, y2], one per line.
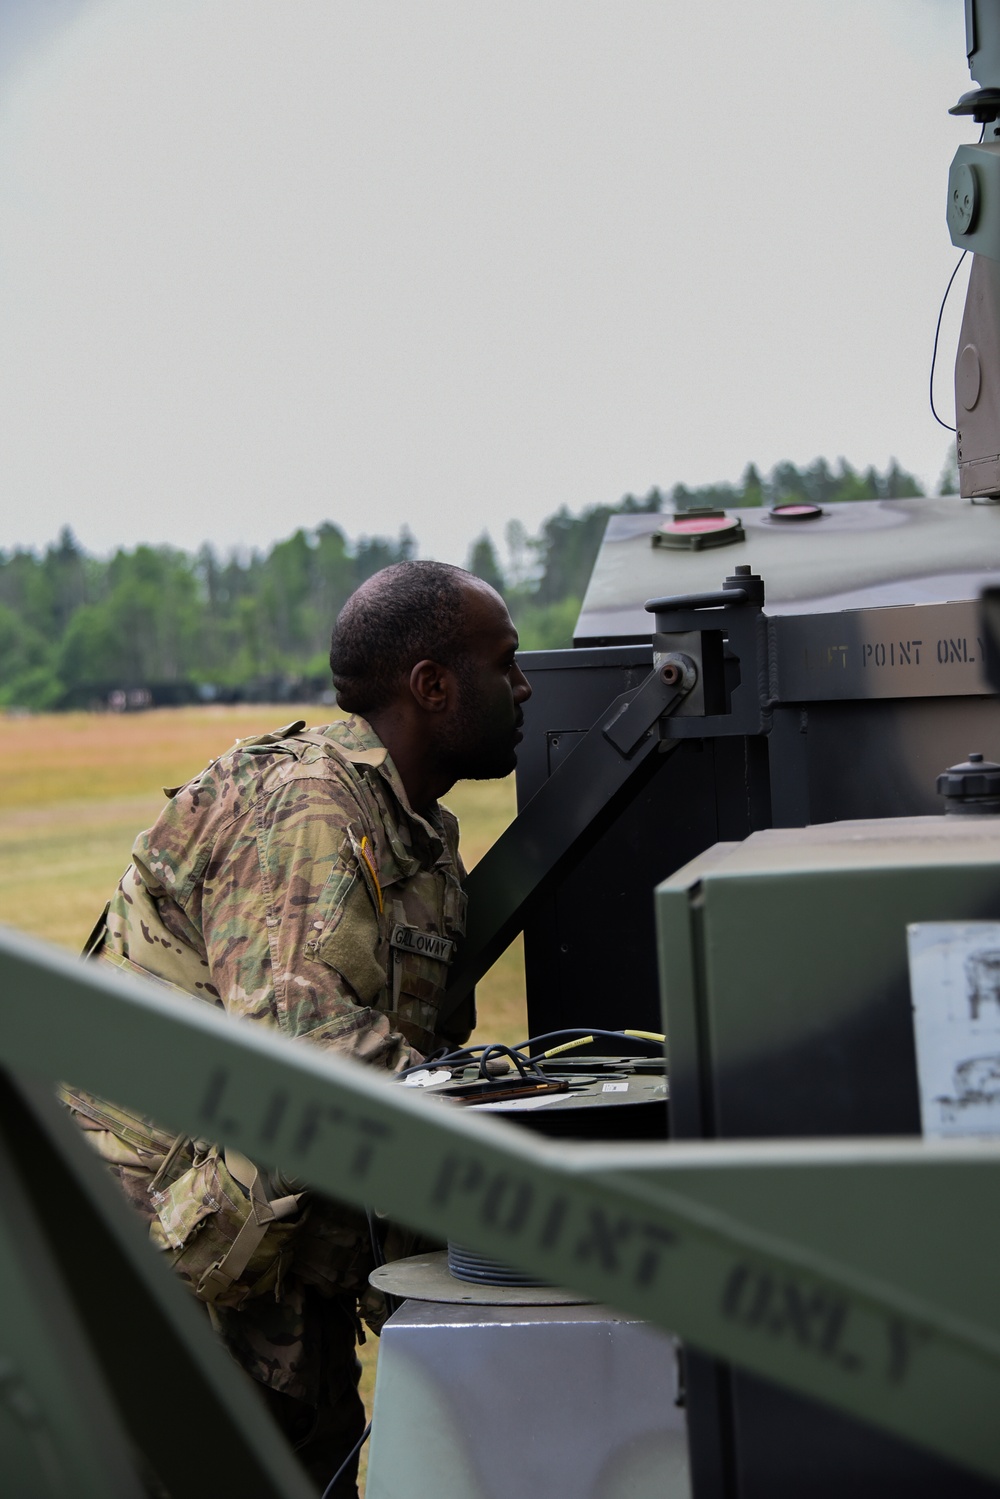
[660, 516, 739, 534]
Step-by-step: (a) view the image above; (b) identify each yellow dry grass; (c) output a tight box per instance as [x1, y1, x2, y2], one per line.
[0, 705, 525, 1490]
[0, 703, 525, 1035]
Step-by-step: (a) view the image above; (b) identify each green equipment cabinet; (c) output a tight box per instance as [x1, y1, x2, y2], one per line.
[657, 814, 1000, 1498]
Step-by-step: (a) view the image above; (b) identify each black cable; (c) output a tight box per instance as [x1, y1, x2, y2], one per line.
[319, 1420, 372, 1499]
[478, 1042, 547, 1080]
[366, 1207, 387, 1268]
[930, 248, 968, 432]
[395, 1044, 487, 1080]
[395, 1044, 458, 1075]
[397, 1026, 664, 1081]
[331, 1213, 400, 1498]
[365, 1207, 400, 1317]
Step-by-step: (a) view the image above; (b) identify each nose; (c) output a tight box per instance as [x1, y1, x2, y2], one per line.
[512, 660, 532, 705]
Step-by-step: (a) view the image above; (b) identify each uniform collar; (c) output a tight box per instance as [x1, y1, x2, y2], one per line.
[319, 716, 450, 868]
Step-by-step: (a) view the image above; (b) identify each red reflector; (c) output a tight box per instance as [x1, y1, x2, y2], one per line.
[659, 516, 741, 535]
[769, 503, 824, 520]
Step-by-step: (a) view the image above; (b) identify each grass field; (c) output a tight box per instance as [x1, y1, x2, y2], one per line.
[0, 704, 526, 1038]
[0, 704, 525, 1491]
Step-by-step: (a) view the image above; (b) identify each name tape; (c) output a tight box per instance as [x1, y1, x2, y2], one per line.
[390, 923, 454, 963]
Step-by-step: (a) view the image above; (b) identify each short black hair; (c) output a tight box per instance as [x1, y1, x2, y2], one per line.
[329, 561, 480, 715]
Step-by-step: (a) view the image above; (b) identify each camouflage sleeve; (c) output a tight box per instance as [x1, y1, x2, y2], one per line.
[201, 772, 411, 1072]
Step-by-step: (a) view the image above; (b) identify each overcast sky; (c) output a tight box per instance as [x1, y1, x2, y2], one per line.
[0, 1, 978, 569]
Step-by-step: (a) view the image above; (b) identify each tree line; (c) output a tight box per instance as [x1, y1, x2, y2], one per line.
[0, 454, 937, 711]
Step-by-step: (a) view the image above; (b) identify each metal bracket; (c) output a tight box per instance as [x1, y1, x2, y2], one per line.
[602, 654, 697, 756]
[645, 566, 769, 738]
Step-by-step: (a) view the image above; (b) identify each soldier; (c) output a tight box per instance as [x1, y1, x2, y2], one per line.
[61, 561, 531, 1496]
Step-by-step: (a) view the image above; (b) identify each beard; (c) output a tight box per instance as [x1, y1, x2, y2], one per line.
[434, 668, 521, 782]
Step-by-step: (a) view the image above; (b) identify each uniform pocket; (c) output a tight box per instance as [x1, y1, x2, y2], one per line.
[148, 1148, 302, 1308]
[149, 1151, 235, 1251]
[310, 873, 386, 1006]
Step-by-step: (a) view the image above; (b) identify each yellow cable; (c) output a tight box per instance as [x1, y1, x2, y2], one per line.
[539, 1030, 665, 1059]
[541, 1036, 594, 1059]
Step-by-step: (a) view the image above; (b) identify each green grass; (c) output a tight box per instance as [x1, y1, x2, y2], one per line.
[0, 704, 526, 1490]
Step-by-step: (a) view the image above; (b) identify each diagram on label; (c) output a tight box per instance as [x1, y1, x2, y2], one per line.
[908, 923, 1000, 1137]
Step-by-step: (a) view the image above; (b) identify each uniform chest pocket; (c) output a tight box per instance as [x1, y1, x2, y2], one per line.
[309, 872, 386, 1008]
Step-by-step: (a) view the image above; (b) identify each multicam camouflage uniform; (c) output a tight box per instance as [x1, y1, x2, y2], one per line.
[62, 715, 471, 1426]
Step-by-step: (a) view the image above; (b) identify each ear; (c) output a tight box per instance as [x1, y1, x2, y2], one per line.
[408, 658, 456, 714]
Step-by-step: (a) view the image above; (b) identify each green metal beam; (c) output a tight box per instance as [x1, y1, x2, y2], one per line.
[2, 926, 1000, 1481]
[0, 1068, 315, 1499]
[0, 1097, 145, 1498]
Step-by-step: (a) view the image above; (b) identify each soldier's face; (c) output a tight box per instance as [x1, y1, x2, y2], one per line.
[439, 585, 531, 781]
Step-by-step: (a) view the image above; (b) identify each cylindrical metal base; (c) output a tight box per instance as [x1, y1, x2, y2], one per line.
[369, 1251, 590, 1306]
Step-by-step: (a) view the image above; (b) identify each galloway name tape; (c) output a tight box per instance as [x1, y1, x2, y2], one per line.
[390, 924, 455, 963]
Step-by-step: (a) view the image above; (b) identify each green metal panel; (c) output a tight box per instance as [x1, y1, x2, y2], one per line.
[0, 1114, 144, 1498]
[2, 927, 1000, 1480]
[655, 842, 737, 1073]
[602, 1143, 1000, 1477]
[0, 1072, 315, 1499]
[658, 816, 1000, 1126]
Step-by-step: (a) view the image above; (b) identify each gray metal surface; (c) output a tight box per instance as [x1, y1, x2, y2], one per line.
[576, 499, 1000, 644]
[948, 144, 1000, 261]
[955, 255, 1000, 498]
[365, 1300, 688, 1499]
[771, 599, 991, 700]
[968, 0, 1000, 87]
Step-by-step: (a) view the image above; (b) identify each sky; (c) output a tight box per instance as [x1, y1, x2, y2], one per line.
[0, 0, 979, 570]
